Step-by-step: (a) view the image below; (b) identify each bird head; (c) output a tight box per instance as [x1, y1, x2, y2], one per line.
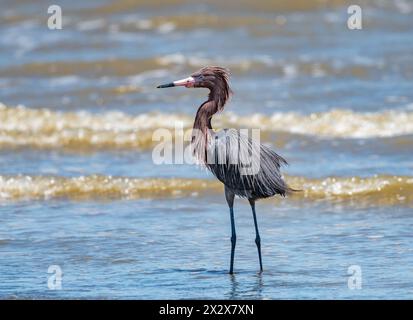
[157, 66, 230, 90]
[157, 66, 232, 109]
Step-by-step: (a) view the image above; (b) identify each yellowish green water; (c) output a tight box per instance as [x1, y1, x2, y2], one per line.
[1, 174, 412, 207]
[1, 0, 413, 299]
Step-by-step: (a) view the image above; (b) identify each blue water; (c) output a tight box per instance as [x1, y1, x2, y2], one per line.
[1, 0, 413, 299]
[1, 198, 412, 299]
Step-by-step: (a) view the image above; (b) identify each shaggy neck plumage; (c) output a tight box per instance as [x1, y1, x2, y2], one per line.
[191, 69, 231, 163]
[193, 86, 230, 132]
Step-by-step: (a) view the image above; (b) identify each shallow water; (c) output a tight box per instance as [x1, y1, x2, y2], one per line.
[1, 198, 413, 299]
[0, 0, 413, 299]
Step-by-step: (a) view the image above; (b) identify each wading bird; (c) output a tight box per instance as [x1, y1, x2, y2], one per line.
[157, 66, 292, 274]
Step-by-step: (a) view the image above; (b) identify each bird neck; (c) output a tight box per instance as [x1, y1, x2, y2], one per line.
[193, 100, 217, 132]
[192, 89, 229, 164]
[191, 100, 217, 164]
[208, 87, 228, 112]
[193, 87, 228, 132]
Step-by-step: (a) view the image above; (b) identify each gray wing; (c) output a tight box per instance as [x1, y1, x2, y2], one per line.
[205, 128, 290, 199]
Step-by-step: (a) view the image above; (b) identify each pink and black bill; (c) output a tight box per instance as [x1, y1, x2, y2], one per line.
[157, 76, 195, 88]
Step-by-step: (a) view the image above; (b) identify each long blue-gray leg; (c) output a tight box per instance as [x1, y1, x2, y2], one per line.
[249, 199, 263, 272]
[225, 187, 236, 274]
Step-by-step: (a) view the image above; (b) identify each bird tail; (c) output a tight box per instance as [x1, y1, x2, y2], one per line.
[286, 186, 303, 194]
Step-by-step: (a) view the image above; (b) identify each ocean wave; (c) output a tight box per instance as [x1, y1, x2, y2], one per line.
[1, 55, 380, 78]
[0, 58, 161, 77]
[155, 53, 380, 77]
[1, 103, 413, 150]
[0, 103, 192, 150]
[0, 174, 411, 206]
[227, 108, 413, 138]
[80, 0, 351, 16]
[0, 175, 212, 201]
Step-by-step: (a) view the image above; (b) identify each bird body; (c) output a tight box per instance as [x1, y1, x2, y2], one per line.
[204, 128, 290, 199]
[157, 66, 292, 273]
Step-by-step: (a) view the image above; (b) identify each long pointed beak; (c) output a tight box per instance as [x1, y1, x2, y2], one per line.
[157, 76, 195, 88]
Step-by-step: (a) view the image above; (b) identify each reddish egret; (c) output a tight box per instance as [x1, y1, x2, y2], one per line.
[157, 66, 291, 274]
